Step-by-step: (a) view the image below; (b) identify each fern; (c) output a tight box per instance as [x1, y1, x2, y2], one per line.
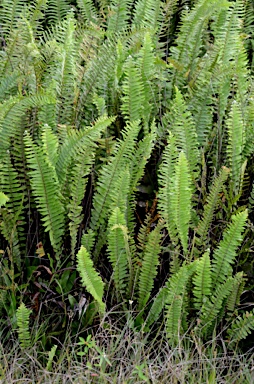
[24, 132, 65, 256]
[0, 192, 9, 207]
[132, 0, 163, 31]
[226, 101, 246, 194]
[193, 250, 212, 309]
[165, 263, 195, 345]
[211, 210, 248, 289]
[144, 286, 167, 330]
[107, 0, 131, 34]
[166, 87, 200, 178]
[227, 311, 254, 349]
[107, 207, 131, 297]
[170, 151, 192, 255]
[121, 58, 144, 124]
[16, 303, 32, 349]
[196, 166, 230, 247]
[46, 0, 72, 24]
[76, 246, 105, 312]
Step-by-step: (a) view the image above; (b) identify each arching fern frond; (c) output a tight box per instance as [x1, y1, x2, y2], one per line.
[107, 0, 132, 34]
[132, 0, 163, 31]
[76, 246, 105, 313]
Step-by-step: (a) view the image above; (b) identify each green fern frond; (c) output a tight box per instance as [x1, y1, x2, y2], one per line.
[193, 250, 212, 309]
[170, 152, 192, 255]
[16, 303, 32, 349]
[41, 125, 59, 167]
[226, 101, 246, 195]
[211, 210, 248, 289]
[158, 133, 178, 241]
[132, 0, 163, 31]
[197, 277, 235, 338]
[77, 0, 99, 25]
[196, 166, 230, 247]
[81, 229, 95, 254]
[46, 0, 72, 24]
[107, 207, 131, 296]
[24, 132, 65, 256]
[0, 0, 24, 36]
[144, 286, 167, 330]
[227, 311, 254, 349]
[0, 192, 9, 208]
[226, 272, 245, 315]
[165, 263, 195, 345]
[107, 0, 132, 34]
[138, 223, 162, 310]
[166, 87, 200, 178]
[76, 246, 105, 313]
[90, 120, 140, 233]
[121, 58, 144, 123]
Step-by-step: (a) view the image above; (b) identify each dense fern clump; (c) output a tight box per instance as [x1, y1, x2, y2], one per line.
[1, 0, 254, 362]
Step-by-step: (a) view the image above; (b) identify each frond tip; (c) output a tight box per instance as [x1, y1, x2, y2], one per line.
[16, 303, 32, 349]
[76, 246, 105, 313]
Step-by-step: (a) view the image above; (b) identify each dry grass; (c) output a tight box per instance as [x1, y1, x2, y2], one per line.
[1, 315, 254, 384]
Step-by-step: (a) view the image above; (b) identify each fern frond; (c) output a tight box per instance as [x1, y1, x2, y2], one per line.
[77, 0, 99, 25]
[107, 207, 131, 296]
[211, 210, 248, 289]
[226, 101, 246, 194]
[227, 311, 254, 349]
[165, 263, 195, 345]
[196, 166, 230, 247]
[121, 58, 144, 123]
[24, 132, 65, 256]
[41, 125, 59, 167]
[197, 277, 235, 338]
[166, 87, 200, 178]
[144, 286, 167, 330]
[46, 0, 72, 24]
[76, 246, 105, 312]
[170, 152, 192, 255]
[138, 223, 162, 310]
[226, 272, 245, 315]
[16, 303, 32, 349]
[107, 0, 132, 34]
[90, 120, 140, 233]
[0, 192, 9, 207]
[158, 133, 178, 241]
[132, 0, 163, 31]
[193, 250, 212, 309]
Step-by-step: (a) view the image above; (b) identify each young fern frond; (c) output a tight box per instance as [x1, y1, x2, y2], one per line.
[107, 207, 131, 297]
[211, 210, 248, 289]
[227, 311, 254, 349]
[76, 246, 105, 313]
[138, 223, 162, 310]
[16, 303, 32, 349]
[24, 132, 65, 256]
[193, 250, 212, 309]
[41, 125, 59, 168]
[196, 166, 230, 247]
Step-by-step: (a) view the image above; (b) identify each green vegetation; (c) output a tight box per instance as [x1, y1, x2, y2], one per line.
[1, 0, 254, 382]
